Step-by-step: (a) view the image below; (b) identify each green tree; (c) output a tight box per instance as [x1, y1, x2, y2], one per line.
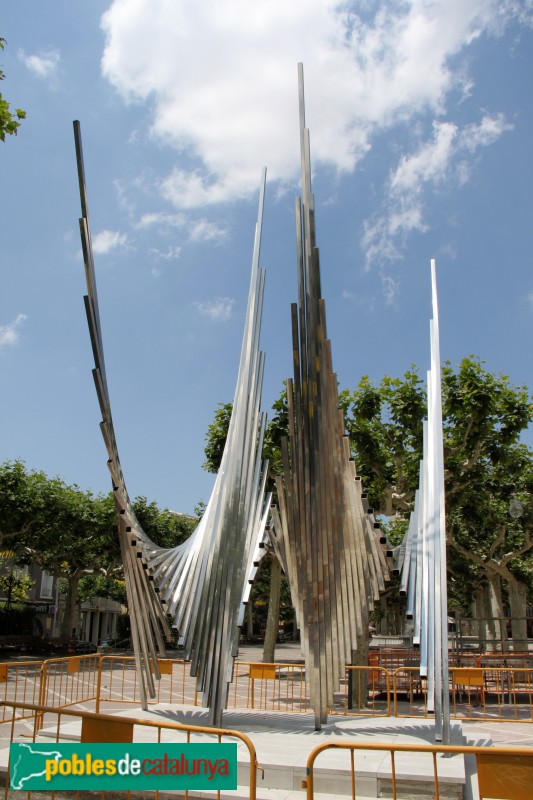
[0, 557, 34, 606]
[132, 496, 196, 548]
[0, 461, 198, 637]
[77, 574, 127, 607]
[0, 461, 119, 638]
[0, 555, 35, 636]
[0, 461, 200, 638]
[0, 38, 25, 141]
[0, 459, 49, 546]
[203, 387, 289, 485]
[248, 557, 294, 641]
[204, 359, 533, 647]
[340, 357, 533, 644]
[202, 403, 233, 474]
[75, 499, 196, 609]
[262, 386, 290, 480]
[339, 368, 425, 516]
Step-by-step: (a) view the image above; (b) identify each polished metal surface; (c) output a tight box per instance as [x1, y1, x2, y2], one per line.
[399, 261, 450, 743]
[269, 66, 389, 729]
[75, 120, 269, 727]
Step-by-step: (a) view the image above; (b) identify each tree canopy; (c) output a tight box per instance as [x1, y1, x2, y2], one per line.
[132, 495, 197, 548]
[0, 461, 119, 636]
[339, 368, 425, 516]
[205, 357, 533, 626]
[0, 38, 25, 141]
[340, 357, 533, 622]
[203, 387, 289, 487]
[0, 460, 198, 638]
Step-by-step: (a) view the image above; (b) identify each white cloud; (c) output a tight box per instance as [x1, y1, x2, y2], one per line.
[390, 122, 458, 195]
[150, 246, 182, 261]
[137, 210, 227, 244]
[0, 314, 27, 349]
[193, 297, 235, 321]
[188, 219, 228, 244]
[381, 274, 400, 306]
[113, 179, 137, 218]
[18, 48, 61, 80]
[137, 212, 186, 229]
[362, 113, 512, 268]
[101, 0, 527, 209]
[460, 112, 514, 152]
[92, 229, 128, 255]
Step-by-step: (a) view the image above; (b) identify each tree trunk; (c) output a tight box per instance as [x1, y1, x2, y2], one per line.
[246, 602, 254, 641]
[263, 558, 281, 663]
[507, 573, 529, 653]
[349, 632, 370, 709]
[472, 587, 485, 643]
[380, 598, 392, 634]
[476, 582, 495, 649]
[393, 603, 402, 635]
[487, 573, 509, 652]
[60, 574, 81, 640]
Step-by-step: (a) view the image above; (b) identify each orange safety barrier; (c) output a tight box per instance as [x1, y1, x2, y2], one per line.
[449, 651, 480, 668]
[39, 653, 100, 713]
[369, 648, 420, 673]
[479, 652, 533, 669]
[229, 661, 309, 712]
[392, 666, 429, 717]
[452, 667, 485, 714]
[303, 739, 533, 800]
[228, 663, 390, 716]
[4, 655, 533, 729]
[332, 666, 391, 716]
[96, 655, 197, 711]
[1, 699, 260, 800]
[0, 661, 43, 723]
[449, 667, 533, 722]
[392, 666, 533, 722]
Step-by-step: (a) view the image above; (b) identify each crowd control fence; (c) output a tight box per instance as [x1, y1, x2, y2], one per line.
[1, 699, 260, 800]
[0, 661, 42, 724]
[1, 654, 533, 726]
[303, 739, 533, 800]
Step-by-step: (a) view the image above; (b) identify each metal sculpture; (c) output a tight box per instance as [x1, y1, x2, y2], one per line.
[399, 259, 450, 743]
[268, 66, 390, 730]
[74, 121, 270, 727]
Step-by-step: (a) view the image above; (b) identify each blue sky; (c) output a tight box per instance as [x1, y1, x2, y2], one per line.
[1, 1, 533, 514]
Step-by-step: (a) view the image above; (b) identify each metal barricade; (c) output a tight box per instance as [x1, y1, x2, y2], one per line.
[392, 665, 533, 722]
[0, 661, 43, 723]
[39, 654, 100, 712]
[370, 648, 420, 672]
[96, 656, 197, 711]
[5, 655, 532, 729]
[452, 667, 533, 722]
[479, 652, 533, 669]
[229, 661, 309, 712]
[228, 662, 393, 717]
[392, 666, 428, 718]
[303, 739, 533, 800]
[2, 699, 260, 800]
[452, 667, 486, 716]
[449, 651, 480, 668]
[331, 666, 391, 716]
